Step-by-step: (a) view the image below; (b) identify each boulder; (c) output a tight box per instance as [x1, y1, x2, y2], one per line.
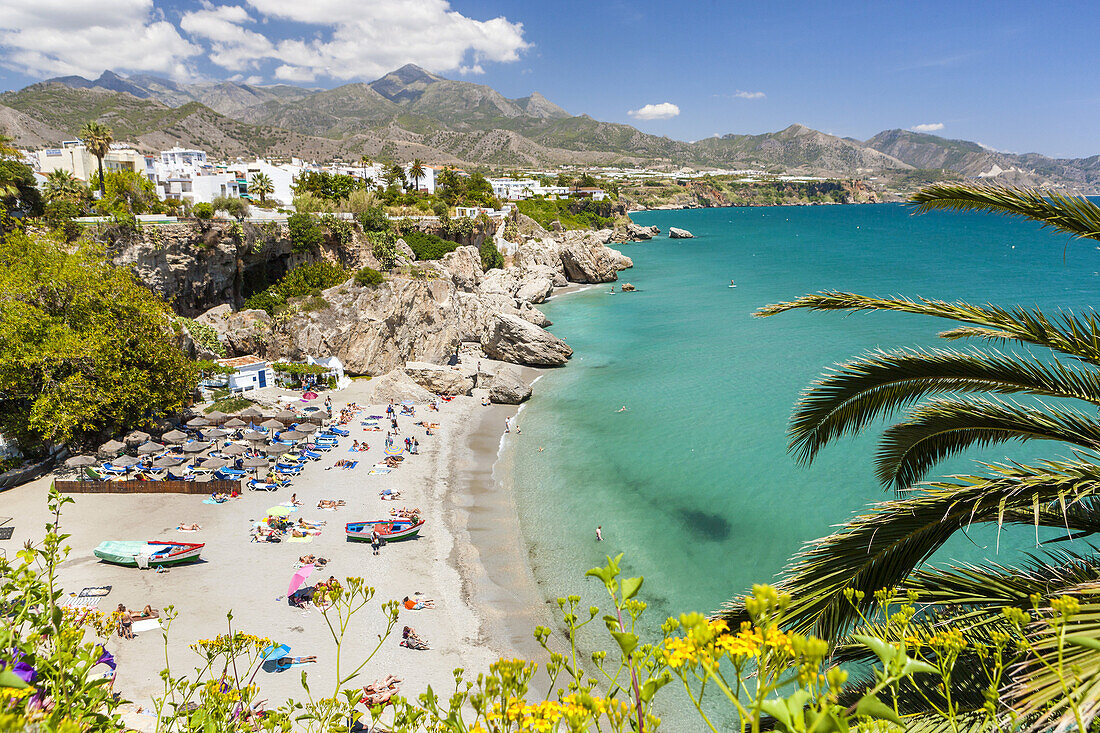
[669, 227, 695, 239]
[488, 367, 533, 404]
[195, 304, 274, 356]
[403, 361, 473, 396]
[482, 314, 572, 366]
[441, 246, 482, 292]
[396, 237, 416, 262]
[621, 283, 636, 292]
[626, 222, 660, 241]
[515, 275, 554, 304]
[368, 369, 436, 403]
[558, 234, 633, 283]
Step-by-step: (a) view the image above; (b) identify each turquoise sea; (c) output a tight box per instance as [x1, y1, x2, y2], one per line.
[510, 203, 1100, 634]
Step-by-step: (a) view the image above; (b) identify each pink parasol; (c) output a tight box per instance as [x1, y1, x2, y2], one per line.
[302, 392, 318, 400]
[288, 564, 315, 596]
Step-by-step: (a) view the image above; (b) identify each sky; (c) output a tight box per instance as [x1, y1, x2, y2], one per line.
[1, 0, 1098, 157]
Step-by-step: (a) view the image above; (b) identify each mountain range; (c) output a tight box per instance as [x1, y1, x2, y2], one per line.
[2, 65, 1098, 191]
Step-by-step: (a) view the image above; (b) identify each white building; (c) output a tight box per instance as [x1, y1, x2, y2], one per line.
[35, 141, 150, 183]
[160, 147, 208, 167]
[216, 355, 275, 392]
[305, 355, 349, 388]
[227, 159, 302, 205]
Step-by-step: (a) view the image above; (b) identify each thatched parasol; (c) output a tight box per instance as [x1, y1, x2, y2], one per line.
[112, 455, 141, 468]
[223, 418, 247, 429]
[205, 410, 228, 423]
[65, 455, 97, 467]
[153, 456, 185, 468]
[185, 417, 210, 428]
[242, 456, 269, 469]
[162, 429, 188, 444]
[123, 430, 150, 446]
[264, 443, 291, 455]
[181, 441, 211, 454]
[98, 439, 126, 457]
[137, 441, 166, 455]
[279, 430, 305, 441]
[260, 419, 284, 430]
[239, 406, 264, 418]
[243, 431, 267, 443]
[221, 444, 246, 456]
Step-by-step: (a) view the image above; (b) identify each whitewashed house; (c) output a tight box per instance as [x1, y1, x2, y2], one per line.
[216, 355, 275, 392]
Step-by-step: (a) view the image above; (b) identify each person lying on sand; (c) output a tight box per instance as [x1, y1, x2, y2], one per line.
[390, 507, 421, 518]
[176, 523, 201, 531]
[400, 626, 429, 650]
[275, 655, 317, 668]
[297, 518, 324, 529]
[402, 596, 434, 610]
[132, 605, 159, 620]
[298, 554, 328, 566]
[317, 499, 345, 509]
[380, 489, 401, 500]
[289, 493, 302, 506]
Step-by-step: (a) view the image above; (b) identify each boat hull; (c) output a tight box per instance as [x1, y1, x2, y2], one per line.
[93, 541, 204, 567]
[345, 520, 423, 542]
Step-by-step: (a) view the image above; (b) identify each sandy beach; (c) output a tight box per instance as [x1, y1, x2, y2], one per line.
[1, 377, 551, 714]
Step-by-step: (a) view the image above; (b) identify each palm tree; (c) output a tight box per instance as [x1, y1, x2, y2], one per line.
[721, 184, 1100, 729]
[0, 133, 20, 198]
[360, 154, 372, 182]
[79, 121, 113, 197]
[409, 158, 425, 193]
[249, 172, 274, 203]
[43, 170, 86, 202]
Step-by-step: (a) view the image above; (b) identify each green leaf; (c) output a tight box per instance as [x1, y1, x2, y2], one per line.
[760, 699, 793, 731]
[902, 657, 939, 676]
[1067, 635, 1100, 652]
[0, 669, 29, 689]
[852, 634, 897, 668]
[855, 692, 903, 725]
[640, 674, 671, 703]
[622, 576, 644, 600]
[586, 567, 611, 584]
[610, 631, 638, 657]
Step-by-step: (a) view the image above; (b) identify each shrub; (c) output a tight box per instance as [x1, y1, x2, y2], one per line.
[319, 213, 355, 245]
[43, 198, 82, 240]
[302, 296, 329, 312]
[244, 260, 349, 315]
[212, 195, 249, 221]
[516, 197, 615, 230]
[358, 205, 390, 233]
[403, 230, 460, 260]
[177, 317, 226, 357]
[369, 229, 399, 270]
[288, 212, 323, 253]
[432, 200, 450, 219]
[354, 267, 384, 287]
[192, 202, 214, 220]
[480, 239, 504, 271]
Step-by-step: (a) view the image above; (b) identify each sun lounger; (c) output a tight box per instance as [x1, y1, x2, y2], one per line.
[299, 449, 322, 460]
[306, 442, 332, 451]
[100, 463, 128, 475]
[214, 467, 247, 480]
[248, 479, 280, 491]
[325, 426, 350, 436]
[275, 465, 303, 476]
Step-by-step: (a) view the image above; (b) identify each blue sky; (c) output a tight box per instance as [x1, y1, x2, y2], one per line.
[1, 0, 1097, 157]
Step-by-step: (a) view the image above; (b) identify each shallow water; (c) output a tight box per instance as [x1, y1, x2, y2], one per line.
[511, 203, 1100, 633]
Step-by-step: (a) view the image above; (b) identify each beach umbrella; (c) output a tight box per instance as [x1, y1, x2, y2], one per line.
[185, 417, 210, 428]
[221, 443, 246, 456]
[153, 456, 185, 468]
[65, 455, 97, 467]
[112, 455, 141, 468]
[205, 410, 228, 423]
[243, 431, 267, 444]
[162, 429, 188, 444]
[223, 418, 246, 429]
[279, 430, 305, 441]
[260, 644, 291, 662]
[137, 441, 166, 455]
[198, 457, 229, 470]
[275, 409, 297, 420]
[181, 441, 210, 454]
[239, 406, 264, 417]
[97, 439, 126, 457]
[303, 391, 318, 400]
[384, 443, 404, 456]
[267, 505, 292, 517]
[123, 430, 150, 446]
[297, 423, 319, 434]
[264, 444, 291, 455]
[242, 456, 269, 468]
[202, 428, 228, 440]
[288, 564, 314, 596]
[261, 419, 284, 430]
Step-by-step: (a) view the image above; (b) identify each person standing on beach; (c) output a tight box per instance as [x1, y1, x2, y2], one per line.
[596, 526, 603, 541]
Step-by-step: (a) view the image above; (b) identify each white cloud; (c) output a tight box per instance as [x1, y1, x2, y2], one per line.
[0, 0, 528, 83]
[628, 102, 680, 120]
[910, 122, 945, 132]
[733, 90, 765, 99]
[0, 0, 200, 79]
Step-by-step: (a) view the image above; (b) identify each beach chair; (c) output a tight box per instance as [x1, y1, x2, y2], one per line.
[274, 464, 303, 476]
[299, 449, 322, 461]
[0, 517, 12, 560]
[306, 442, 332, 452]
[326, 426, 350, 436]
[167, 471, 195, 481]
[84, 467, 107, 480]
[248, 479, 279, 491]
[316, 435, 339, 444]
[100, 463, 128, 476]
[214, 467, 247, 480]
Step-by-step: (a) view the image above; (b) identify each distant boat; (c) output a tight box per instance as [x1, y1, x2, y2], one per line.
[345, 519, 425, 542]
[93, 540, 204, 567]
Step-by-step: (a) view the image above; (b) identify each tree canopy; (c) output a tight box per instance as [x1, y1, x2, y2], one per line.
[0, 230, 196, 455]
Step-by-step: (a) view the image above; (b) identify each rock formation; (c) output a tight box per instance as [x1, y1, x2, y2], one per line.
[404, 361, 474, 396]
[367, 369, 436, 403]
[626, 222, 660, 240]
[487, 366, 533, 404]
[669, 227, 695, 239]
[195, 304, 273, 356]
[482, 314, 572, 366]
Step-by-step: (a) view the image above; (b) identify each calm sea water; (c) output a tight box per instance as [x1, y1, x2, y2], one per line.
[510, 203, 1100, 633]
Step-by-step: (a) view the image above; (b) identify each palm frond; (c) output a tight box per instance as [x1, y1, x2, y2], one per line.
[788, 346, 1100, 466]
[754, 292, 1100, 365]
[718, 460, 1100, 639]
[877, 397, 1100, 489]
[910, 183, 1100, 242]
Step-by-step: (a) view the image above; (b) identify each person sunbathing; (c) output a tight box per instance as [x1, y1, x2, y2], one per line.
[402, 596, 435, 610]
[364, 675, 402, 693]
[390, 507, 421, 518]
[400, 626, 429, 650]
[275, 655, 316, 669]
[297, 518, 324, 530]
[289, 493, 302, 506]
[133, 605, 160, 620]
[380, 489, 401, 500]
[176, 523, 201, 531]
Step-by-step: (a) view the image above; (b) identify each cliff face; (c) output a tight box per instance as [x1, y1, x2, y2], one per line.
[121, 221, 634, 374]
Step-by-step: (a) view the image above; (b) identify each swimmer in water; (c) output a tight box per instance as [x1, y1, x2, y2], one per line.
[617, 406, 627, 413]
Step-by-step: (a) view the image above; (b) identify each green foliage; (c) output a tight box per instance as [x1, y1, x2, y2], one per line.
[318, 213, 355, 245]
[176, 317, 226, 357]
[43, 198, 82, 240]
[442, 216, 475, 238]
[402, 230, 459, 260]
[272, 361, 330, 376]
[243, 260, 349, 315]
[249, 171, 274, 202]
[431, 199, 449, 219]
[291, 191, 335, 213]
[204, 395, 253, 414]
[287, 212, 323, 253]
[90, 169, 159, 215]
[480, 238, 504, 271]
[302, 295, 329, 312]
[517, 197, 614, 230]
[358, 205, 390, 232]
[354, 267, 384, 287]
[369, 229, 399, 270]
[292, 170, 364, 201]
[210, 195, 249, 221]
[0, 159, 42, 216]
[191, 202, 213, 220]
[0, 230, 196, 454]
[42, 170, 89, 205]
